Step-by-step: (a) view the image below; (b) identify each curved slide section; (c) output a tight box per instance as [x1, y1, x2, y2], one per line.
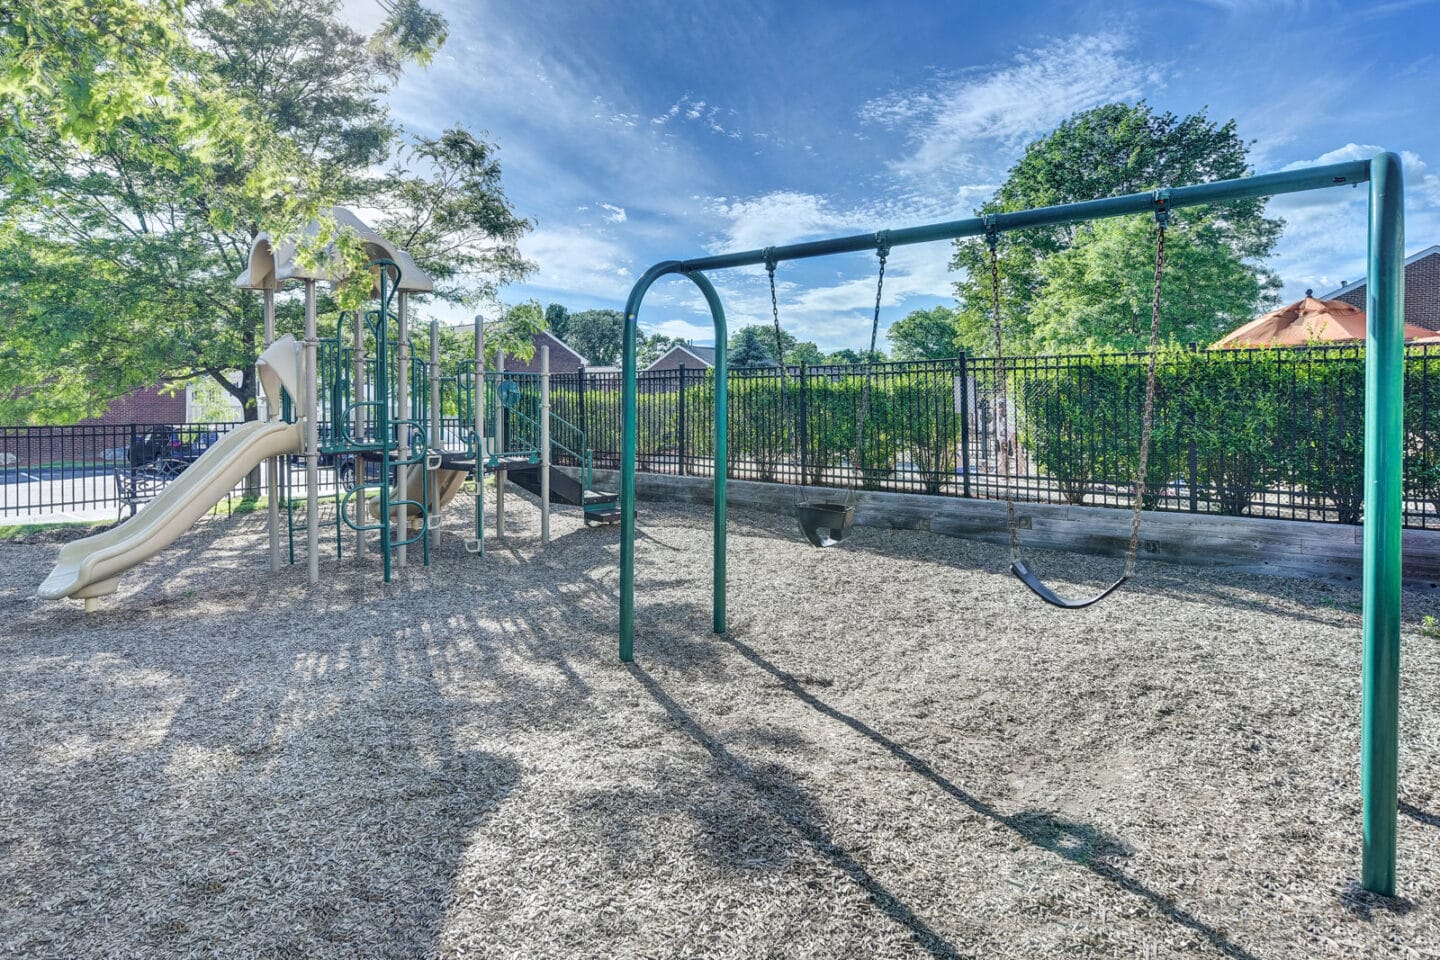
[38, 419, 304, 603]
[370, 464, 470, 527]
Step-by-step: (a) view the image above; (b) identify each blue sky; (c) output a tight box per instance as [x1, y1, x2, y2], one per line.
[346, 0, 1440, 351]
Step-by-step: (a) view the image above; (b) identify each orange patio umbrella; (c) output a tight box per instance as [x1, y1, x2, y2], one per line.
[1212, 290, 1433, 348]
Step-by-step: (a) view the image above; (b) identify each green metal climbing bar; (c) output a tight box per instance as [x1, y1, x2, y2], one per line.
[618, 154, 1404, 895]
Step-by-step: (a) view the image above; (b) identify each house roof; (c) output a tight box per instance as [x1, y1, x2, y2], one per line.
[644, 343, 717, 370]
[1318, 244, 1440, 299]
[533, 330, 588, 365]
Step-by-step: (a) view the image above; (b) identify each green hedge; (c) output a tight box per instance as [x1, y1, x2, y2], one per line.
[1018, 346, 1440, 522]
[558, 369, 961, 491]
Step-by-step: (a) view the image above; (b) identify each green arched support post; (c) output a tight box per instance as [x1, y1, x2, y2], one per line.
[1361, 151, 1405, 896]
[620, 265, 729, 662]
[617, 155, 1403, 893]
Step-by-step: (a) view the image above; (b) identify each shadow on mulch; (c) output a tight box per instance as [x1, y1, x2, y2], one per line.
[693, 632, 1267, 960]
[626, 660, 969, 960]
[1400, 800, 1440, 829]
[1336, 880, 1415, 920]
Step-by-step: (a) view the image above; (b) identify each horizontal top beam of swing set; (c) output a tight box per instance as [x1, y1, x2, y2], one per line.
[667, 158, 1372, 275]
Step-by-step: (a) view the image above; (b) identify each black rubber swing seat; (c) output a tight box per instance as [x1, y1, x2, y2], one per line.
[797, 501, 855, 549]
[1010, 560, 1128, 609]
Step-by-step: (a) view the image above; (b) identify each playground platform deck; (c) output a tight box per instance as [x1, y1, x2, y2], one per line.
[2, 496, 1438, 958]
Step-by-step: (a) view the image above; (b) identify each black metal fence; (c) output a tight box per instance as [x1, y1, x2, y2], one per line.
[550, 344, 1440, 530]
[0, 421, 343, 520]
[9, 344, 1440, 528]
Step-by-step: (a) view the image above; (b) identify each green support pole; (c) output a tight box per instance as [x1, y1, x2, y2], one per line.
[1361, 150, 1405, 896]
[620, 265, 728, 661]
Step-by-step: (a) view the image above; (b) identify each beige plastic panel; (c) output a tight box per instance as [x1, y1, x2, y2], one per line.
[370, 465, 471, 526]
[38, 420, 305, 601]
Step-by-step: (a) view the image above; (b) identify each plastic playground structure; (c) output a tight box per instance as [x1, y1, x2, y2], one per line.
[37, 208, 618, 607]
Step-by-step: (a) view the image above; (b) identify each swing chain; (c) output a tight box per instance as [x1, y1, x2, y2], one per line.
[765, 249, 810, 504]
[1124, 193, 1170, 576]
[986, 220, 1021, 560]
[851, 236, 889, 503]
[765, 247, 782, 353]
[869, 231, 891, 362]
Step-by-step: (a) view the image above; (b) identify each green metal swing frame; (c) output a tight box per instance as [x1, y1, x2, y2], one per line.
[618, 153, 1407, 895]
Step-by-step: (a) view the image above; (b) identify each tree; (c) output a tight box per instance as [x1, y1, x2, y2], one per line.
[888, 306, 960, 359]
[0, 0, 530, 424]
[377, 127, 533, 307]
[1027, 214, 1265, 351]
[491, 300, 546, 364]
[728, 327, 775, 368]
[785, 341, 825, 366]
[566, 309, 624, 366]
[950, 102, 1282, 354]
[545, 303, 571, 342]
[730, 323, 790, 362]
[2, 0, 200, 184]
[826, 348, 865, 365]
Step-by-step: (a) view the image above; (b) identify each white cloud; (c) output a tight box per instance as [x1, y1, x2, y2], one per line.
[650, 94, 743, 139]
[519, 228, 634, 301]
[705, 191, 870, 252]
[692, 189, 980, 350]
[598, 202, 627, 224]
[1267, 144, 1440, 299]
[861, 34, 1160, 181]
[641, 319, 715, 343]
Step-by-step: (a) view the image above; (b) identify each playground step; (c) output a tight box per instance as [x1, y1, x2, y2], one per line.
[486, 454, 540, 472]
[505, 463, 618, 519]
[583, 506, 623, 525]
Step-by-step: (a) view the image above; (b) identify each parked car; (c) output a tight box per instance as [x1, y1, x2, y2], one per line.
[102, 426, 220, 477]
[167, 428, 221, 463]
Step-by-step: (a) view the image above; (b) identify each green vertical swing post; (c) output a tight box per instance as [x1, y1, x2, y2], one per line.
[620, 265, 728, 662]
[1361, 151, 1404, 896]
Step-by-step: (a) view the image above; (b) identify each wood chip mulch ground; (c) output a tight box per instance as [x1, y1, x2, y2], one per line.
[1, 494, 1437, 959]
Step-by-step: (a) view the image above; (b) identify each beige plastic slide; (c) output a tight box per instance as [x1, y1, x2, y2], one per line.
[371, 464, 471, 528]
[37, 419, 304, 605]
[39, 335, 307, 608]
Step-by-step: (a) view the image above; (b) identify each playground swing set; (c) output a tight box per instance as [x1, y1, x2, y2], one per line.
[618, 153, 1408, 896]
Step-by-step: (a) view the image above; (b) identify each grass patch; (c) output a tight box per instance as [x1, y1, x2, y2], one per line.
[0, 520, 109, 541]
[209, 495, 270, 518]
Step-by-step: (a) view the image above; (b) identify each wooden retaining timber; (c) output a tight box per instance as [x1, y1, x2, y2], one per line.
[577, 467, 1440, 592]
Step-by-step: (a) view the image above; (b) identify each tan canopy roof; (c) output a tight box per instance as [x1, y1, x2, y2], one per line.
[1212, 293, 1432, 348]
[235, 207, 434, 294]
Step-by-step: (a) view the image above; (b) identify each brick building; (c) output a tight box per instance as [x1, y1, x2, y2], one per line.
[89, 385, 188, 426]
[0, 384, 197, 468]
[494, 331, 589, 374]
[644, 343, 717, 372]
[1322, 244, 1440, 332]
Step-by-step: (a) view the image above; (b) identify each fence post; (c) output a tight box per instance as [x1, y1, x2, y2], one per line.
[577, 365, 587, 457]
[799, 361, 809, 487]
[957, 353, 971, 498]
[677, 364, 687, 476]
[1187, 343, 1199, 512]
